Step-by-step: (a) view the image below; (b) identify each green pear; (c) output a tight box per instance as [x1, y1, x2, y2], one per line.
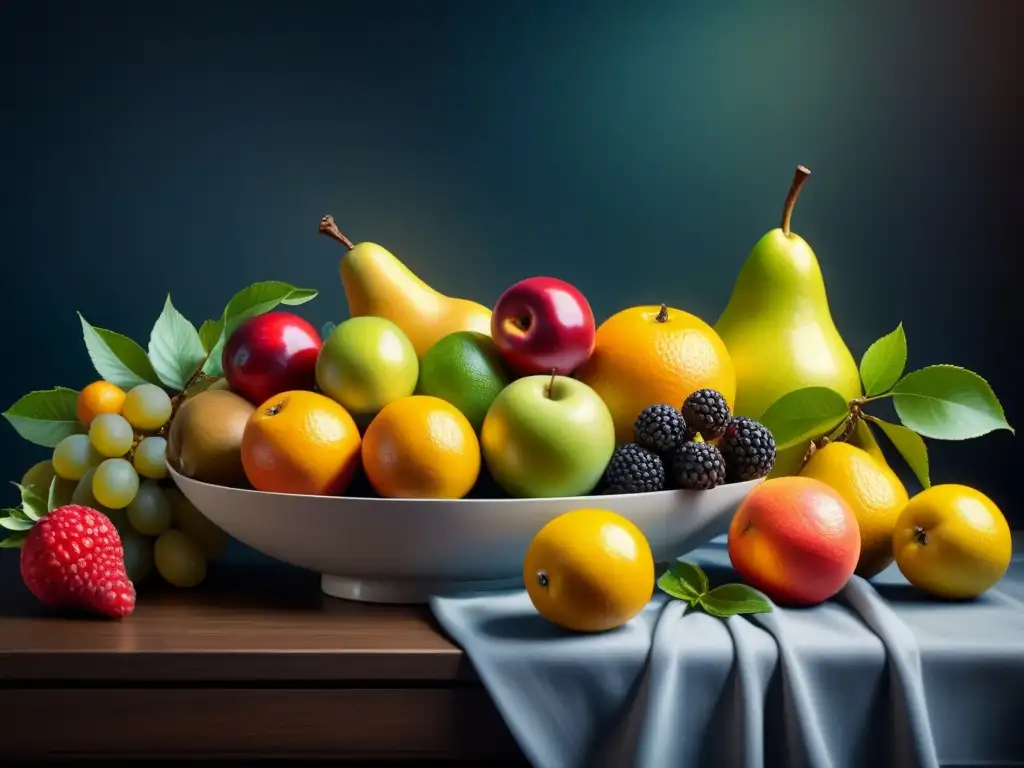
[714, 166, 862, 477]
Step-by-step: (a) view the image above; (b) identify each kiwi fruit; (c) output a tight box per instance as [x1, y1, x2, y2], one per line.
[167, 389, 254, 487]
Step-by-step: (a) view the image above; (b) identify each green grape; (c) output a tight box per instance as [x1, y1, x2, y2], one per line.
[133, 436, 168, 479]
[126, 481, 172, 535]
[92, 458, 140, 509]
[120, 528, 155, 584]
[52, 434, 100, 480]
[154, 529, 207, 588]
[123, 383, 173, 431]
[165, 487, 230, 559]
[71, 468, 128, 529]
[89, 413, 135, 457]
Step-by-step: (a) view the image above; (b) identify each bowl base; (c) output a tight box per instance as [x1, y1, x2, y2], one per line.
[320, 574, 524, 604]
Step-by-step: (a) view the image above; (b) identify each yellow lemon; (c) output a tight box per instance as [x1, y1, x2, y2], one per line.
[893, 484, 1012, 599]
[523, 508, 654, 633]
[799, 441, 908, 578]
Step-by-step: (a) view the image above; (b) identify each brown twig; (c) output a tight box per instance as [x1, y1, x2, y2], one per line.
[781, 165, 811, 237]
[319, 215, 354, 249]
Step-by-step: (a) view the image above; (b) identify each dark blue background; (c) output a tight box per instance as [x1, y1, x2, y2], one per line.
[1, 0, 1021, 528]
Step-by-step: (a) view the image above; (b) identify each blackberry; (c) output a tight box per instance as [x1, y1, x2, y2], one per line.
[633, 404, 687, 454]
[601, 443, 666, 494]
[681, 388, 732, 440]
[720, 416, 777, 481]
[671, 441, 727, 490]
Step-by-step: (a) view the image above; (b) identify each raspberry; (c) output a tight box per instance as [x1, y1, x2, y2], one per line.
[14, 504, 136, 619]
[671, 441, 727, 490]
[633, 404, 687, 454]
[601, 443, 666, 494]
[720, 417, 777, 482]
[680, 388, 732, 440]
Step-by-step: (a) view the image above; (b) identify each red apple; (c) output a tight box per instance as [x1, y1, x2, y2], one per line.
[222, 312, 322, 405]
[491, 277, 596, 376]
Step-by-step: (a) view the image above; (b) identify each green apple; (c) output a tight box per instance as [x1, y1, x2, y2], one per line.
[315, 316, 418, 421]
[480, 374, 615, 498]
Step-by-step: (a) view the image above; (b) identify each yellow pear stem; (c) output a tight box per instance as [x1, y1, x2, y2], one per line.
[318, 214, 355, 250]
[781, 165, 811, 237]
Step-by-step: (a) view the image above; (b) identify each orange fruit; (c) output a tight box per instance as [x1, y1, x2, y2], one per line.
[524, 508, 654, 633]
[76, 381, 127, 427]
[241, 390, 361, 495]
[575, 304, 736, 444]
[362, 395, 480, 499]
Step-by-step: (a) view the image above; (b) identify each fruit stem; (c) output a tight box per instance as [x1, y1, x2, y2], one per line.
[781, 165, 811, 237]
[655, 304, 669, 323]
[536, 571, 549, 588]
[319, 215, 354, 250]
[913, 525, 929, 546]
[545, 369, 557, 398]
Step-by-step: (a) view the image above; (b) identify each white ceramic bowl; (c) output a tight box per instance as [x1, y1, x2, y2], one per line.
[168, 465, 761, 604]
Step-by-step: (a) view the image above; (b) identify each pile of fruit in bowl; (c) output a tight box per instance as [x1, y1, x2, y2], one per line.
[0, 164, 1014, 622]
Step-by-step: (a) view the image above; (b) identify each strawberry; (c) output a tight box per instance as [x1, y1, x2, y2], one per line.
[1, 498, 136, 619]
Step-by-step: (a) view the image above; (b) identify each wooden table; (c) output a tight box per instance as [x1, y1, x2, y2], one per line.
[0, 553, 525, 762]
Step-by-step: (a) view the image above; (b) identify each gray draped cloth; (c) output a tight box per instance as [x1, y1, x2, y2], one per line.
[431, 533, 1024, 768]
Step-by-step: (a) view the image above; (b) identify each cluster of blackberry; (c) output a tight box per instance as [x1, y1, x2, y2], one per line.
[599, 388, 776, 494]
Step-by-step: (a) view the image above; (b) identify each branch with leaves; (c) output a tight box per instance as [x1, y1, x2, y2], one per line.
[2, 281, 318, 450]
[757, 323, 1014, 488]
[657, 561, 773, 618]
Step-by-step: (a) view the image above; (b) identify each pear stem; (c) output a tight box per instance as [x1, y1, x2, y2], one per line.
[781, 165, 811, 237]
[655, 304, 669, 323]
[319, 215, 354, 250]
[546, 369, 557, 398]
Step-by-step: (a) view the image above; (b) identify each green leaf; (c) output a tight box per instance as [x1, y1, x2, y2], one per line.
[201, 282, 319, 376]
[147, 295, 208, 391]
[1, 387, 84, 447]
[46, 476, 60, 512]
[198, 319, 223, 353]
[864, 415, 931, 489]
[758, 387, 850, 450]
[15, 483, 47, 521]
[891, 365, 1013, 440]
[321, 321, 337, 339]
[697, 583, 774, 618]
[0, 516, 33, 532]
[0, 531, 27, 548]
[78, 313, 162, 390]
[656, 560, 709, 603]
[860, 323, 907, 396]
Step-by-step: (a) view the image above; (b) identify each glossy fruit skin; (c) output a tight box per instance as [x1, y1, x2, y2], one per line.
[223, 312, 322, 406]
[491, 277, 596, 376]
[524, 508, 654, 633]
[728, 476, 861, 607]
[315, 316, 418, 419]
[241, 390, 361, 496]
[362, 395, 481, 499]
[339, 239, 492, 358]
[20, 504, 136, 619]
[481, 375, 615, 498]
[800, 441, 908, 578]
[417, 331, 510, 432]
[167, 389, 254, 487]
[575, 305, 736, 445]
[893, 484, 1012, 600]
[76, 381, 127, 428]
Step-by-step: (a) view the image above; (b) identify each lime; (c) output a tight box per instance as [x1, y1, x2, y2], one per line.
[418, 332, 510, 431]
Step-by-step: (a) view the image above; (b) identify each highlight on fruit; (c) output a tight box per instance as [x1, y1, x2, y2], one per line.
[1, 164, 1015, 621]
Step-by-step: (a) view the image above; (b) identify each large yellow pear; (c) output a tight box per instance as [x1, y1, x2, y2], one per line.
[714, 166, 863, 477]
[319, 215, 492, 357]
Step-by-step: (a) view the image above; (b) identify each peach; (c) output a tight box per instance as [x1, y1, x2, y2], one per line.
[728, 476, 861, 607]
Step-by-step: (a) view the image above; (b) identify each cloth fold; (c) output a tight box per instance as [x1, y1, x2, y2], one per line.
[431, 536, 1024, 768]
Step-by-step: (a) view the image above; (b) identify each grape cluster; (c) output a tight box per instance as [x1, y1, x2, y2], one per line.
[47, 380, 229, 588]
